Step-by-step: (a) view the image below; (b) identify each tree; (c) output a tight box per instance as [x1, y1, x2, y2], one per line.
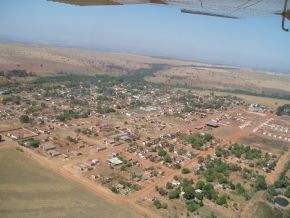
[158, 148, 167, 157]
[182, 168, 190, 174]
[19, 115, 30, 123]
[186, 202, 199, 212]
[203, 183, 218, 200]
[163, 154, 172, 163]
[216, 195, 227, 205]
[153, 200, 162, 209]
[285, 187, 290, 198]
[0, 135, 2, 142]
[195, 180, 205, 190]
[30, 140, 40, 148]
[174, 163, 181, 169]
[157, 187, 167, 196]
[168, 189, 180, 199]
[166, 182, 174, 190]
[204, 133, 213, 142]
[183, 186, 195, 200]
[256, 175, 267, 191]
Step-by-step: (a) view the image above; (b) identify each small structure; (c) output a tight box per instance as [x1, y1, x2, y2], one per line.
[91, 159, 99, 165]
[107, 157, 123, 166]
[96, 147, 107, 152]
[206, 121, 219, 128]
[47, 150, 61, 157]
[41, 143, 57, 151]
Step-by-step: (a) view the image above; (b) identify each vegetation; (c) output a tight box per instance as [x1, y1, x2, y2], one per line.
[268, 161, 290, 201]
[216, 143, 262, 160]
[277, 104, 290, 116]
[199, 158, 241, 183]
[153, 199, 167, 209]
[19, 114, 30, 123]
[168, 188, 181, 199]
[182, 168, 190, 174]
[2, 95, 21, 105]
[184, 133, 213, 149]
[30, 140, 40, 148]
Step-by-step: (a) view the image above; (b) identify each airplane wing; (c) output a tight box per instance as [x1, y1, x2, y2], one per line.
[49, 0, 290, 31]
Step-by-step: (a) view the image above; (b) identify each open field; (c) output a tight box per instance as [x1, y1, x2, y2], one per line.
[0, 42, 192, 76]
[201, 90, 290, 107]
[0, 146, 140, 218]
[146, 65, 290, 96]
[246, 201, 289, 218]
[1, 42, 290, 102]
[238, 134, 289, 154]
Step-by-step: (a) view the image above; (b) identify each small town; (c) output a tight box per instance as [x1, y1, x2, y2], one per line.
[1, 72, 289, 218]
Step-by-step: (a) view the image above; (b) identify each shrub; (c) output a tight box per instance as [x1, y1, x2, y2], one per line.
[285, 187, 290, 198]
[186, 201, 199, 212]
[255, 175, 267, 191]
[19, 115, 30, 123]
[195, 180, 205, 190]
[182, 168, 190, 174]
[153, 200, 162, 209]
[157, 187, 168, 196]
[166, 182, 174, 190]
[30, 140, 40, 148]
[216, 195, 227, 205]
[168, 189, 181, 199]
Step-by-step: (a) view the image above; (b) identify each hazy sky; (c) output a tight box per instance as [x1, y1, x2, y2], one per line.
[0, 0, 289, 72]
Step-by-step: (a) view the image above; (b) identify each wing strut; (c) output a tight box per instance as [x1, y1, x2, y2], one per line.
[282, 0, 289, 32]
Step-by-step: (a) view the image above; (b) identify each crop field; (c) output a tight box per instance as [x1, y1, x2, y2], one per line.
[0, 147, 140, 218]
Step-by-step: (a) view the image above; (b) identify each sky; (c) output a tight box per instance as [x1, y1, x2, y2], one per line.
[0, 0, 289, 72]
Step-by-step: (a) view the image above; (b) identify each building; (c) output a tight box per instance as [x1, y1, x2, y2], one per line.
[107, 157, 123, 166]
[206, 121, 219, 128]
[47, 150, 61, 157]
[41, 143, 57, 151]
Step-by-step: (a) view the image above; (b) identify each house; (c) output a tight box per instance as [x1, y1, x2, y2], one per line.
[206, 121, 219, 128]
[41, 143, 57, 151]
[47, 150, 61, 157]
[107, 157, 123, 166]
[96, 147, 107, 152]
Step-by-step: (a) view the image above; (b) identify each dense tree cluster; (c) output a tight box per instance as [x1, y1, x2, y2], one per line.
[277, 104, 290, 116]
[184, 133, 213, 149]
[19, 114, 30, 123]
[216, 143, 261, 160]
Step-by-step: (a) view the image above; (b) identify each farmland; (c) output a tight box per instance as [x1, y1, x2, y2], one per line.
[0, 146, 140, 218]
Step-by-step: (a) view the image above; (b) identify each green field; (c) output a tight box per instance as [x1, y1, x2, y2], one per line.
[0, 147, 140, 218]
[250, 201, 290, 218]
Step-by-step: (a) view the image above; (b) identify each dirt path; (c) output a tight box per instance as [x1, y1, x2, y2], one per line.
[266, 149, 290, 185]
[239, 192, 265, 218]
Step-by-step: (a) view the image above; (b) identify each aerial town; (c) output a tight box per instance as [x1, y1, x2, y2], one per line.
[1, 67, 290, 218]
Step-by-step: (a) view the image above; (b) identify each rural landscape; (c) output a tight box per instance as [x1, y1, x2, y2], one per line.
[0, 42, 290, 218]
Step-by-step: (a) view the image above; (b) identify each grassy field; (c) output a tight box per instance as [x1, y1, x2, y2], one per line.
[0, 147, 140, 218]
[201, 90, 290, 107]
[248, 201, 289, 218]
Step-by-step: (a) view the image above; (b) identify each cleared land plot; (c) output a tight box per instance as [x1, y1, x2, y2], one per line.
[201, 90, 290, 107]
[0, 147, 140, 218]
[246, 201, 289, 218]
[238, 134, 289, 155]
